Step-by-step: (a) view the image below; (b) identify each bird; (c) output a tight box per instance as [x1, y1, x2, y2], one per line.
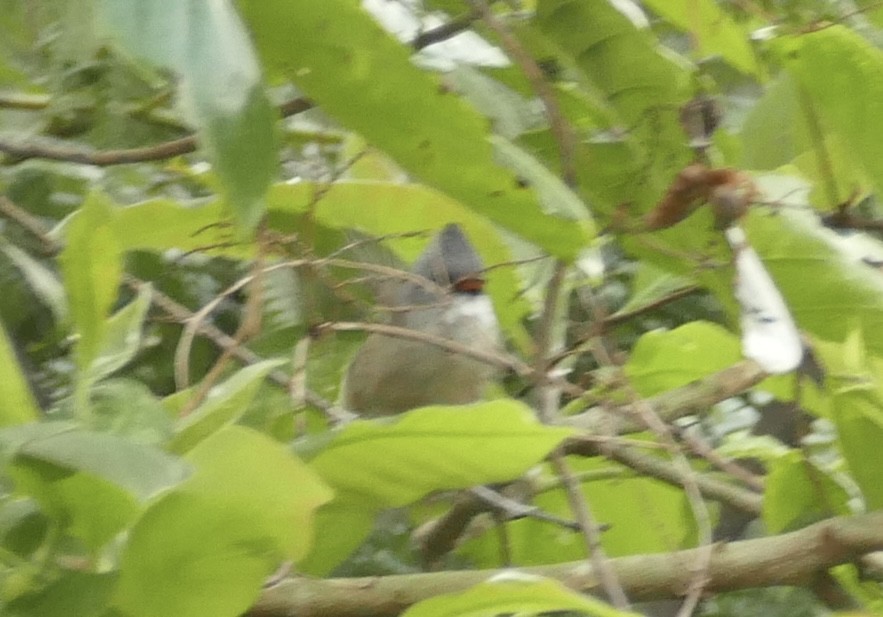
[342, 224, 501, 415]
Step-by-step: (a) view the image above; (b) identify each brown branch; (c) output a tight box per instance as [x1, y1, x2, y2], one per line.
[0, 97, 314, 166]
[412, 12, 478, 50]
[418, 362, 766, 570]
[0, 196, 58, 254]
[418, 438, 763, 567]
[600, 285, 703, 329]
[251, 510, 883, 617]
[599, 446, 762, 515]
[560, 360, 768, 435]
[316, 321, 533, 379]
[0, 135, 200, 166]
[470, 0, 577, 188]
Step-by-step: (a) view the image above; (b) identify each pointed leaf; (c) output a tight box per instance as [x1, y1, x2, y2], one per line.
[97, 0, 276, 235]
[305, 401, 574, 507]
[763, 451, 851, 533]
[0, 423, 190, 502]
[238, 0, 590, 258]
[626, 322, 741, 397]
[0, 322, 40, 425]
[0, 240, 68, 326]
[116, 426, 332, 617]
[782, 26, 883, 199]
[832, 390, 883, 510]
[641, 0, 758, 75]
[170, 359, 286, 454]
[59, 192, 122, 370]
[88, 282, 152, 382]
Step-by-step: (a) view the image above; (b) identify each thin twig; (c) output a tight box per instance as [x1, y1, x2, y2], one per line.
[471, 0, 628, 605]
[470, 0, 577, 187]
[0, 97, 313, 166]
[469, 486, 579, 530]
[0, 196, 57, 254]
[412, 12, 478, 50]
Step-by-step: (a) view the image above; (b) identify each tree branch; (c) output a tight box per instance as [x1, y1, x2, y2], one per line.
[251, 510, 883, 617]
[0, 97, 313, 166]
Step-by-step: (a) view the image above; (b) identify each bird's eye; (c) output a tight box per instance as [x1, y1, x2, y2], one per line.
[453, 277, 485, 294]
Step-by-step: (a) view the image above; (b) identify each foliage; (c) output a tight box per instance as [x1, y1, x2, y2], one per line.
[0, 1, 882, 617]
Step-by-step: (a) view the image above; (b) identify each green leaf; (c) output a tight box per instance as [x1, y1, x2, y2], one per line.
[448, 66, 544, 140]
[0, 321, 40, 426]
[6, 571, 118, 617]
[96, 0, 276, 235]
[625, 322, 742, 397]
[535, 0, 688, 124]
[832, 390, 883, 510]
[403, 574, 640, 617]
[0, 423, 190, 502]
[116, 426, 332, 617]
[781, 25, 883, 200]
[58, 192, 122, 371]
[8, 463, 139, 551]
[170, 359, 287, 454]
[297, 498, 377, 577]
[490, 135, 595, 225]
[90, 379, 174, 446]
[460, 456, 691, 565]
[110, 198, 237, 256]
[763, 451, 851, 533]
[238, 0, 590, 258]
[305, 401, 574, 507]
[88, 282, 151, 382]
[114, 491, 276, 617]
[612, 262, 694, 317]
[742, 199, 883, 357]
[185, 425, 333, 561]
[741, 73, 809, 171]
[267, 181, 531, 349]
[529, 0, 694, 222]
[641, 0, 758, 75]
[0, 240, 68, 326]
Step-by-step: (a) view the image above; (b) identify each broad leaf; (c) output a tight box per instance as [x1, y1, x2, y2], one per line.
[116, 426, 332, 617]
[297, 498, 378, 577]
[742, 196, 883, 357]
[641, 0, 758, 75]
[763, 451, 851, 533]
[782, 26, 883, 200]
[626, 322, 742, 397]
[237, 0, 590, 258]
[8, 464, 139, 551]
[170, 359, 286, 454]
[0, 423, 190, 502]
[460, 456, 692, 565]
[832, 390, 883, 510]
[96, 0, 276, 235]
[6, 571, 118, 617]
[305, 401, 574, 507]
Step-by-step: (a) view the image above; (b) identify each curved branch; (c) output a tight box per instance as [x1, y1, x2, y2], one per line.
[251, 511, 883, 617]
[0, 97, 314, 166]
